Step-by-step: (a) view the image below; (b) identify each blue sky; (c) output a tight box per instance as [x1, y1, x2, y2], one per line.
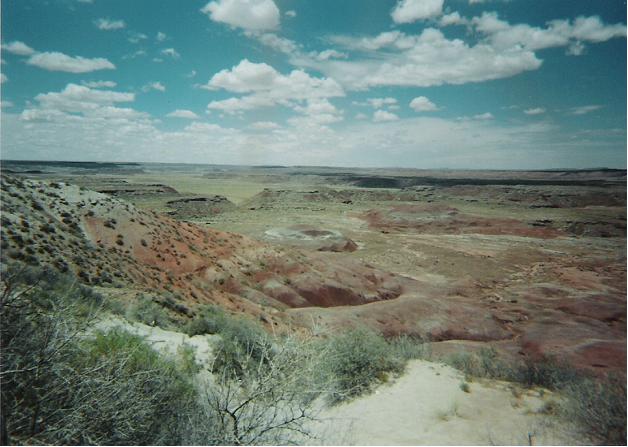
[1, 0, 626, 169]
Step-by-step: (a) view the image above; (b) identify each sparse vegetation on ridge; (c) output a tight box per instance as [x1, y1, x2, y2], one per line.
[446, 347, 627, 445]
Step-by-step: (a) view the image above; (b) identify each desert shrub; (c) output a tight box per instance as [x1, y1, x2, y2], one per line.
[321, 326, 404, 402]
[0, 264, 198, 445]
[562, 374, 626, 445]
[389, 334, 430, 361]
[126, 294, 171, 328]
[177, 344, 201, 376]
[511, 356, 581, 389]
[185, 304, 229, 336]
[192, 335, 325, 445]
[447, 347, 514, 381]
[447, 348, 581, 390]
[210, 315, 272, 379]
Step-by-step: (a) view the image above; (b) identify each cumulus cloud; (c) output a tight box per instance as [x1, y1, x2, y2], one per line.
[166, 109, 199, 119]
[440, 11, 467, 27]
[95, 18, 126, 30]
[296, 13, 625, 91]
[524, 107, 545, 115]
[204, 59, 344, 113]
[391, 0, 444, 24]
[81, 80, 117, 88]
[473, 12, 626, 53]
[290, 98, 344, 126]
[1, 100, 14, 108]
[373, 110, 399, 122]
[0, 73, 7, 84]
[2, 41, 36, 56]
[253, 33, 299, 54]
[26, 52, 115, 73]
[367, 97, 398, 108]
[285, 10, 296, 18]
[35, 84, 134, 108]
[161, 48, 180, 59]
[156, 32, 167, 42]
[20, 84, 139, 123]
[308, 28, 541, 89]
[410, 96, 438, 112]
[569, 105, 602, 115]
[201, 0, 280, 31]
[142, 82, 166, 92]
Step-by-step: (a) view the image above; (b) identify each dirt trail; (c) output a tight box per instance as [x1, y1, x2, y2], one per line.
[310, 360, 581, 445]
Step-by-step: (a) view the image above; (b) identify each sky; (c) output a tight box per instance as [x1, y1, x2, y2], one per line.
[0, 0, 626, 169]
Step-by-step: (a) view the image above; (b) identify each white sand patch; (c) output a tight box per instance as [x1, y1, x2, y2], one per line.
[310, 360, 579, 445]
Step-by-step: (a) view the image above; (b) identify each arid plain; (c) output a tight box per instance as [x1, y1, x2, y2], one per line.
[1, 160, 625, 444]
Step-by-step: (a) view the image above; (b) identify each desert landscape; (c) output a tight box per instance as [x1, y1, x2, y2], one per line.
[1, 160, 625, 444]
[2, 0, 626, 445]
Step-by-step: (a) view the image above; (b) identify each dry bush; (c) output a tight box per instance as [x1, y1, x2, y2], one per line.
[0, 264, 197, 445]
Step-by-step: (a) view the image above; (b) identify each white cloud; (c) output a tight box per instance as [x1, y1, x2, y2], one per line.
[204, 59, 344, 113]
[291, 98, 344, 126]
[35, 84, 134, 109]
[285, 10, 296, 18]
[250, 121, 281, 129]
[373, 110, 399, 122]
[186, 70, 197, 78]
[201, 0, 280, 31]
[95, 18, 126, 30]
[253, 33, 299, 54]
[122, 50, 146, 60]
[367, 97, 398, 108]
[156, 32, 167, 42]
[569, 105, 602, 115]
[308, 28, 541, 89]
[81, 80, 117, 88]
[524, 107, 545, 115]
[391, 0, 444, 24]
[0, 73, 7, 83]
[1, 100, 14, 108]
[161, 48, 180, 59]
[142, 82, 166, 92]
[127, 32, 148, 43]
[2, 41, 36, 56]
[410, 96, 438, 112]
[473, 12, 626, 53]
[440, 11, 467, 27]
[26, 52, 115, 73]
[472, 112, 494, 120]
[167, 109, 199, 119]
[296, 13, 625, 91]
[20, 84, 140, 124]
[4, 102, 624, 169]
[355, 113, 368, 120]
[310, 49, 348, 61]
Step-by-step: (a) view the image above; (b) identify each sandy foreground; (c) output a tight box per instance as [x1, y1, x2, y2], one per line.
[307, 360, 581, 445]
[94, 318, 582, 446]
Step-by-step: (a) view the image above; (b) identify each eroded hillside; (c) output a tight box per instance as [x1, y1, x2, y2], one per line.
[1, 173, 625, 377]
